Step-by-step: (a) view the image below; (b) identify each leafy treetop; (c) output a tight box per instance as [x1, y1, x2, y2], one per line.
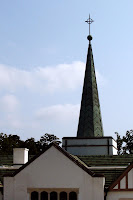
[0, 133, 61, 155]
[115, 130, 133, 154]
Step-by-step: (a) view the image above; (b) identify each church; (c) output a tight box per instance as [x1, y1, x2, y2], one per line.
[1, 17, 133, 200]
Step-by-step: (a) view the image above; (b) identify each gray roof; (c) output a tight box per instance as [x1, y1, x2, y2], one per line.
[78, 154, 133, 188]
[0, 144, 103, 186]
[1, 152, 133, 189]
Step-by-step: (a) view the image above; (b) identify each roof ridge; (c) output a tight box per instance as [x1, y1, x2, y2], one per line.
[3, 143, 104, 178]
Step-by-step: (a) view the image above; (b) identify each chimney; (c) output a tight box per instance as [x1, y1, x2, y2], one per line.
[13, 148, 29, 165]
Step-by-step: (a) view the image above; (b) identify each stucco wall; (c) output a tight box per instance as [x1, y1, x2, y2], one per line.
[107, 166, 133, 200]
[4, 146, 105, 200]
[128, 168, 133, 188]
[4, 177, 14, 200]
[107, 191, 133, 200]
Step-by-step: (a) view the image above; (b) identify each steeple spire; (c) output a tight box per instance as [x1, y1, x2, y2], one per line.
[77, 17, 103, 138]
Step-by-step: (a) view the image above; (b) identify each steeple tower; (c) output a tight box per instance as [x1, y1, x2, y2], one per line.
[62, 17, 117, 156]
[77, 35, 104, 137]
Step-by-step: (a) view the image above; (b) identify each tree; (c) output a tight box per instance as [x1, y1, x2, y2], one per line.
[38, 133, 61, 151]
[115, 132, 123, 155]
[24, 138, 39, 155]
[0, 133, 24, 155]
[122, 130, 133, 154]
[115, 130, 133, 154]
[0, 133, 61, 155]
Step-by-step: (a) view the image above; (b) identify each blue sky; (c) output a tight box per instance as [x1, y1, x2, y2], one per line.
[0, 0, 133, 141]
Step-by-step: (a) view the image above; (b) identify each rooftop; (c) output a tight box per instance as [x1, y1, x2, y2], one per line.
[0, 153, 133, 189]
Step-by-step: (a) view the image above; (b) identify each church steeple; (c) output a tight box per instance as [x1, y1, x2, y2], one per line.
[62, 19, 117, 155]
[77, 34, 104, 138]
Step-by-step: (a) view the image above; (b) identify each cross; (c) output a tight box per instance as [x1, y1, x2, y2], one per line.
[85, 14, 94, 35]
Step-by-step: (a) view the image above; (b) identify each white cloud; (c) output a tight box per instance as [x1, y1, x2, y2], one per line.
[5, 113, 22, 128]
[0, 94, 19, 112]
[0, 64, 33, 91]
[0, 62, 106, 140]
[0, 103, 80, 139]
[0, 62, 105, 93]
[36, 61, 84, 92]
[36, 104, 80, 122]
[0, 94, 22, 130]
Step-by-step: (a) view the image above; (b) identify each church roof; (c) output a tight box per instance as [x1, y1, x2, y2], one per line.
[108, 160, 133, 191]
[77, 36, 103, 137]
[1, 147, 133, 189]
[91, 168, 125, 188]
[77, 154, 133, 167]
[0, 143, 103, 187]
[77, 154, 133, 188]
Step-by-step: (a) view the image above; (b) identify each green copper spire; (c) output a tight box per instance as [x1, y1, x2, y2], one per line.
[77, 35, 104, 137]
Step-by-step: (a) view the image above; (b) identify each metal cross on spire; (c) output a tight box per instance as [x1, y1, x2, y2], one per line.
[85, 14, 94, 35]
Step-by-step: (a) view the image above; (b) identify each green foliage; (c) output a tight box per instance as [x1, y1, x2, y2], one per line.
[0, 133, 61, 155]
[123, 130, 133, 154]
[40, 133, 61, 146]
[115, 130, 133, 154]
[115, 132, 123, 155]
[39, 133, 61, 151]
[24, 138, 39, 155]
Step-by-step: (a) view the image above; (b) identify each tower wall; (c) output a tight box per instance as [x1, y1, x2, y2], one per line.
[62, 137, 117, 156]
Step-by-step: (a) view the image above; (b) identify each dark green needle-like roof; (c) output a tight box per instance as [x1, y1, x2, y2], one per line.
[77, 35, 103, 137]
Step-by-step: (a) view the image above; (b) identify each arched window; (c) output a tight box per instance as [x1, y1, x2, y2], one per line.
[60, 192, 67, 200]
[69, 192, 77, 200]
[50, 192, 57, 200]
[41, 191, 48, 200]
[31, 191, 39, 200]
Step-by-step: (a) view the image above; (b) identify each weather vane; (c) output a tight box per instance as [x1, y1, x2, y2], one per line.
[85, 14, 94, 35]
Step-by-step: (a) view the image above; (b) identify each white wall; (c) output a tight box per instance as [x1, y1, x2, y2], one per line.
[4, 177, 14, 200]
[107, 191, 133, 200]
[128, 168, 133, 188]
[107, 167, 133, 200]
[13, 148, 29, 164]
[4, 146, 105, 200]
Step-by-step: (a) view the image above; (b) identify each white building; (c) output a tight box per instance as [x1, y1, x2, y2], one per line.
[3, 144, 105, 200]
[1, 144, 133, 200]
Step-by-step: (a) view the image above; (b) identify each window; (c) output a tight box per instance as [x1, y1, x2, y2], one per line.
[50, 192, 57, 200]
[31, 191, 39, 200]
[29, 190, 78, 200]
[69, 192, 77, 200]
[41, 191, 48, 200]
[60, 192, 67, 200]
